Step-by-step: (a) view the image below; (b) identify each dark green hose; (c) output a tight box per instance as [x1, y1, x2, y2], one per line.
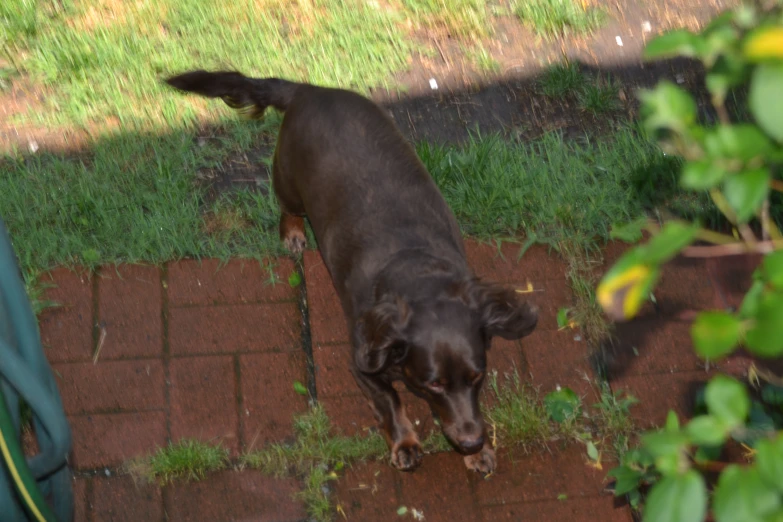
[0, 215, 73, 522]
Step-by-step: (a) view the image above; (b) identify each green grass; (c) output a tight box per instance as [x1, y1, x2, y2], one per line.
[402, 0, 492, 39]
[3, 0, 414, 128]
[417, 127, 709, 249]
[537, 61, 586, 98]
[0, 117, 286, 280]
[514, 0, 605, 38]
[578, 78, 622, 114]
[124, 439, 229, 485]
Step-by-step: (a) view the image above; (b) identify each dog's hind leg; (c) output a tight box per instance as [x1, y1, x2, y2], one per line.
[279, 213, 306, 255]
[272, 151, 307, 256]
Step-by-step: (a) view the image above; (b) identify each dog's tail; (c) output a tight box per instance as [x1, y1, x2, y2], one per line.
[164, 70, 299, 118]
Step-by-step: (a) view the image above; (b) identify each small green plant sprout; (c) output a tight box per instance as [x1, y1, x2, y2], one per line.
[597, 4, 783, 521]
[538, 60, 586, 98]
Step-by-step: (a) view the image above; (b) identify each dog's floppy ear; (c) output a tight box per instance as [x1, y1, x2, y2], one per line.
[353, 296, 411, 374]
[463, 279, 539, 340]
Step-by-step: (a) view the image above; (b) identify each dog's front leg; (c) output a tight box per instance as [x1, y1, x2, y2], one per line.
[463, 426, 496, 475]
[352, 371, 422, 471]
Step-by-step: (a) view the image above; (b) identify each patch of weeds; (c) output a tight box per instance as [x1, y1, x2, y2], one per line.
[591, 382, 638, 459]
[514, 0, 605, 38]
[537, 61, 585, 98]
[402, 0, 492, 40]
[241, 405, 387, 521]
[23, 271, 59, 317]
[124, 439, 229, 485]
[240, 404, 387, 477]
[578, 77, 622, 114]
[559, 243, 612, 349]
[484, 370, 561, 448]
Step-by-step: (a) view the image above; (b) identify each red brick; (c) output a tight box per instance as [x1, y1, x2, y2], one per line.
[55, 359, 165, 415]
[706, 253, 763, 309]
[605, 318, 705, 378]
[38, 268, 94, 363]
[304, 250, 349, 344]
[609, 370, 713, 429]
[164, 470, 305, 521]
[313, 343, 356, 397]
[472, 445, 608, 506]
[334, 462, 399, 520]
[481, 495, 632, 522]
[654, 256, 721, 314]
[398, 452, 477, 522]
[487, 338, 527, 377]
[321, 394, 378, 437]
[167, 257, 297, 306]
[168, 303, 301, 355]
[97, 265, 162, 359]
[522, 330, 597, 399]
[169, 356, 239, 454]
[524, 278, 574, 331]
[240, 352, 309, 448]
[466, 240, 567, 283]
[92, 475, 163, 522]
[73, 476, 90, 522]
[69, 412, 166, 469]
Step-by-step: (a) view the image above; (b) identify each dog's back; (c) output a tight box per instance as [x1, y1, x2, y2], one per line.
[166, 71, 468, 308]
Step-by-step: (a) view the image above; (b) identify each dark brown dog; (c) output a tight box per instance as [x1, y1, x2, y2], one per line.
[165, 71, 538, 473]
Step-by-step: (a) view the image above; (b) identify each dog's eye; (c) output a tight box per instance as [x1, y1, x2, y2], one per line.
[427, 380, 446, 392]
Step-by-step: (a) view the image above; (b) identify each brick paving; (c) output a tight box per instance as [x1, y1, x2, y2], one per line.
[33, 239, 765, 521]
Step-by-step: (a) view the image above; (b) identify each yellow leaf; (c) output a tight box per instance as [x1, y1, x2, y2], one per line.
[744, 27, 783, 61]
[597, 264, 655, 320]
[516, 281, 535, 293]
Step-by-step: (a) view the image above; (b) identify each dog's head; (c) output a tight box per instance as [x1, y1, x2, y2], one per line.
[353, 278, 538, 455]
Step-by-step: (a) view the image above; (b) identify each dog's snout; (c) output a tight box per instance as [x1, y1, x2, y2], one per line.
[456, 435, 484, 454]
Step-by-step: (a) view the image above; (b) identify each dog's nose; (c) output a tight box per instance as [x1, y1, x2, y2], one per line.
[457, 436, 484, 454]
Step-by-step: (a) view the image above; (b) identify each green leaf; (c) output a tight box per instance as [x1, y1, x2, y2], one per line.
[706, 53, 747, 104]
[81, 248, 100, 264]
[293, 381, 308, 396]
[644, 30, 705, 60]
[607, 465, 644, 496]
[691, 311, 742, 360]
[750, 63, 783, 142]
[705, 375, 749, 429]
[761, 384, 783, 407]
[544, 387, 581, 422]
[713, 465, 781, 522]
[557, 307, 569, 328]
[685, 415, 729, 446]
[586, 441, 599, 461]
[745, 291, 783, 357]
[756, 435, 783, 491]
[639, 81, 698, 135]
[702, 25, 739, 66]
[557, 493, 568, 501]
[643, 431, 689, 460]
[763, 250, 783, 290]
[644, 221, 700, 264]
[642, 471, 707, 522]
[739, 279, 766, 319]
[610, 217, 648, 243]
[397, 506, 408, 516]
[704, 125, 774, 162]
[724, 168, 771, 223]
[665, 410, 681, 432]
[681, 159, 728, 190]
[288, 271, 302, 288]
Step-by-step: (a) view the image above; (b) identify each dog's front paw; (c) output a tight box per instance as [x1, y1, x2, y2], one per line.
[391, 437, 423, 471]
[464, 445, 496, 475]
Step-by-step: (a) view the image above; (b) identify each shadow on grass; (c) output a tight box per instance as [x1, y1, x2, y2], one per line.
[0, 56, 733, 284]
